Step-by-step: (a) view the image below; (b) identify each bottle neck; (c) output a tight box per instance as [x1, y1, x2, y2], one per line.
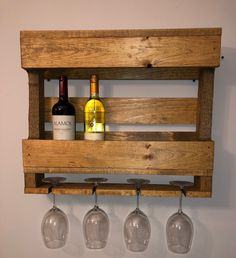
[90, 75, 99, 99]
[59, 75, 68, 101]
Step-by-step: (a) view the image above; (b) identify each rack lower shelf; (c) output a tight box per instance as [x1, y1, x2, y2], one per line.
[24, 183, 211, 198]
[22, 139, 213, 174]
[23, 139, 213, 197]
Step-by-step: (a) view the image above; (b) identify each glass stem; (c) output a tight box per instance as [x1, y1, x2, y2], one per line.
[178, 190, 183, 213]
[93, 184, 98, 207]
[95, 191, 98, 206]
[136, 188, 140, 210]
[52, 193, 56, 208]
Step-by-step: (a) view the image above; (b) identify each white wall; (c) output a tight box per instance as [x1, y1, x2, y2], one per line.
[1, 0, 236, 257]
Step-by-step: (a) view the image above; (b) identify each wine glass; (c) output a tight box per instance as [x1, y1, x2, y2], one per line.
[83, 177, 109, 249]
[123, 178, 151, 252]
[166, 180, 194, 254]
[41, 177, 69, 249]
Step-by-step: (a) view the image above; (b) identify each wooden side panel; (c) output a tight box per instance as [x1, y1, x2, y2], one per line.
[28, 72, 44, 139]
[195, 69, 215, 192]
[20, 30, 221, 68]
[196, 69, 215, 139]
[22, 139, 214, 174]
[194, 176, 212, 195]
[27, 72, 45, 188]
[24, 173, 44, 188]
[45, 97, 197, 125]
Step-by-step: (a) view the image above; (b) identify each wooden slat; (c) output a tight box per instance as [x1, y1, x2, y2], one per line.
[23, 168, 212, 176]
[20, 29, 221, 68]
[28, 72, 45, 138]
[22, 139, 214, 174]
[194, 69, 215, 192]
[194, 176, 212, 194]
[52, 183, 181, 197]
[24, 173, 44, 188]
[26, 72, 45, 190]
[42, 183, 210, 197]
[44, 131, 198, 141]
[52, 183, 93, 195]
[196, 69, 215, 139]
[25, 185, 50, 194]
[21, 28, 222, 38]
[42, 68, 200, 80]
[44, 97, 197, 125]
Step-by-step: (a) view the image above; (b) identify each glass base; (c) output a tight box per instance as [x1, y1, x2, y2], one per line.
[126, 243, 148, 252]
[44, 239, 66, 249]
[85, 240, 107, 249]
[168, 244, 190, 254]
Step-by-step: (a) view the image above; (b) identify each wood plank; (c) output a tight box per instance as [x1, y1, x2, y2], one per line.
[20, 30, 221, 68]
[24, 173, 44, 187]
[23, 167, 212, 176]
[21, 28, 222, 39]
[45, 97, 197, 125]
[44, 131, 198, 141]
[42, 68, 200, 80]
[25, 185, 50, 194]
[44, 182, 211, 197]
[194, 176, 212, 194]
[52, 183, 93, 195]
[22, 139, 214, 174]
[28, 72, 45, 138]
[195, 69, 215, 192]
[196, 69, 215, 139]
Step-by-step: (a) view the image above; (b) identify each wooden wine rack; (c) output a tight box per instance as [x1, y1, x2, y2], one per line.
[20, 28, 222, 197]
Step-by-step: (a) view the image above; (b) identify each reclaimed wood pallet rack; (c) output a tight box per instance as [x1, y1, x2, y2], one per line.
[20, 28, 222, 197]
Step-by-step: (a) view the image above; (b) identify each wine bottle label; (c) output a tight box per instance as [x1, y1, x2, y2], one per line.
[52, 115, 75, 140]
[84, 132, 104, 141]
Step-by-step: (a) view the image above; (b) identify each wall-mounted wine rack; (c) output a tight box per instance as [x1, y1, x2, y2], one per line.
[20, 28, 222, 197]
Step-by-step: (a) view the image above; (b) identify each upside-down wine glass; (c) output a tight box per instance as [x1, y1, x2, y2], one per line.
[41, 177, 69, 249]
[83, 177, 109, 249]
[166, 180, 194, 254]
[123, 178, 151, 252]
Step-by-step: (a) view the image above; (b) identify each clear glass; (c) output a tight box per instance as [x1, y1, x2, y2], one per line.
[83, 205, 109, 249]
[166, 181, 194, 254]
[41, 177, 69, 249]
[123, 179, 151, 252]
[83, 178, 109, 249]
[41, 206, 69, 249]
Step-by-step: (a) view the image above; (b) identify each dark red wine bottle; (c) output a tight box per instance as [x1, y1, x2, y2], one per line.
[52, 75, 76, 140]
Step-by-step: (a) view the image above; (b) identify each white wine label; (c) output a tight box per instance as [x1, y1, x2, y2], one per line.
[52, 115, 75, 140]
[84, 132, 104, 141]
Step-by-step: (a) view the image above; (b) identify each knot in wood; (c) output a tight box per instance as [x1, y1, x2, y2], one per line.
[143, 153, 154, 160]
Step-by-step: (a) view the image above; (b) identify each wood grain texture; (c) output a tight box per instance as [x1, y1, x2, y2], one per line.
[44, 131, 198, 141]
[28, 72, 44, 139]
[42, 67, 200, 80]
[22, 139, 214, 174]
[24, 185, 50, 194]
[24, 173, 44, 188]
[45, 97, 197, 125]
[194, 176, 212, 193]
[20, 28, 221, 68]
[24, 182, 211, 197]
[196, 69, 215, 139]
[21, 28, 219, 198]
[21, 28, 222, 38]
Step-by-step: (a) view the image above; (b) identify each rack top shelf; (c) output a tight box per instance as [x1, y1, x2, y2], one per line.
[20, 27, 222, 70]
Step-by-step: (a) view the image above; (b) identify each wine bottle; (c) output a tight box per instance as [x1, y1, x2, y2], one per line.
[52, 75, 76, 140]
[84, 74, 105, 140]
